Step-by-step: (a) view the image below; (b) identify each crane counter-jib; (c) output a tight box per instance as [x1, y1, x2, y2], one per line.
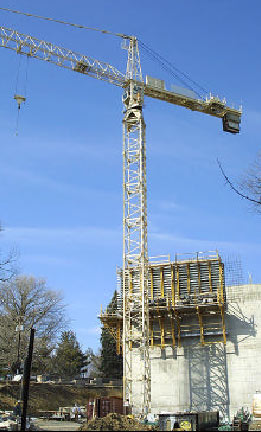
[144, 83, 242, 119]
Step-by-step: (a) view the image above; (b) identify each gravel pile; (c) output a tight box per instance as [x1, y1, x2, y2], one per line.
[81, 413, 157, 431]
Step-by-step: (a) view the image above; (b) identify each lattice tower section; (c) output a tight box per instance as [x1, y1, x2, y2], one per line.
[122, 37, 150, 417]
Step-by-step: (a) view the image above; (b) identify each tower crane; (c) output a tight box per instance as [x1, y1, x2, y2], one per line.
[0, 25, 241, 418]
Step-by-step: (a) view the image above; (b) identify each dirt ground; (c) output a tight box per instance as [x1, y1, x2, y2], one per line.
[0, 382, 121, 415]
[81, 413, 157, 431]
[249, 420, 261, 430]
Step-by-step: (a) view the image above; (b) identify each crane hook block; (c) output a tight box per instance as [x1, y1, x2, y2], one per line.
[14, 94, 26, 110]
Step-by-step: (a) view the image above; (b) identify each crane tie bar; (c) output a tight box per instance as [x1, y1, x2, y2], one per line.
[0, 7, 130, 39]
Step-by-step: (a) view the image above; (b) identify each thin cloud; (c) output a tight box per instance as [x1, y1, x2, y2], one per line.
[150, 231, 260, 256]
[4, 225, 121, 245]
[156, 200, 184, 211]
[77, 326, 101, 336]
[0, 163, 118, 199]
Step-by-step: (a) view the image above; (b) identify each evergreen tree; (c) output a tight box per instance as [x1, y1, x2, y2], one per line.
[100, 291, 123, 379]
[54, 330, 84, 379]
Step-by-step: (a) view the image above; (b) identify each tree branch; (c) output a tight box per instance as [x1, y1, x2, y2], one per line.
[217, 159, 261, 206]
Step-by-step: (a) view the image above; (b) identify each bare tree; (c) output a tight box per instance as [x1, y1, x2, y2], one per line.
[0, 276, 68, 374]
[217, 156, 261, 213]
[0, 224, 18, 282]
[0, 248, 17, 281]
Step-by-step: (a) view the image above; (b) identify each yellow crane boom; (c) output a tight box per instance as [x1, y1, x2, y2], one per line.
[0, 26, 241, 129]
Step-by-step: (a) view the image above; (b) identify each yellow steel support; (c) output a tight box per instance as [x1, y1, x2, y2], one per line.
[160, 317, 165, 349]
[208, 261, 213, 292]
[170, 315, 175, 347]
[186, 263, 191, 294]
[130, 323, 133, 351]
[197, 308, 204, 345]
[221, 307, 226, 345]
[175, 313, 181, 348]
[116, 321, 121, 354]
[150, 321, 154, 348]
[167, 296, 171, 312]
[129, 269, 133, 294]
[150, 267, 154, 300]
[103, 322, 117, 343]
[171, 264, 175, 307]
[218, 259, 224, 306]
[197, 261, 201, 293]
[220, 260, 224, 303]
[176, 264, 180, 299]
[160, 267, 164, 298]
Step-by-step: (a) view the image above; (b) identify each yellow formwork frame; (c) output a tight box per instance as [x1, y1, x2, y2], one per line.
[208, 261, 213, 292]
[150, 321, 154, 348]
[129, 269, 133, 295]
[186, 263, 191, 294]
[176, 264, 180, 299]
[171, 264, 175, 307]
[101, 255, 227, 353]
[197, 260, 201, 293]
[197, 308, 205, 346]
[221, 306, 226, 345]
[116, 321, 121, 354]
[218, 260, 224, 306]
[150, 267, 154, 300]
[159, 317, 165, 349]
[175, 312, 181, 348]
[160, 267, 164, 298]
[170, 315, 175, 347]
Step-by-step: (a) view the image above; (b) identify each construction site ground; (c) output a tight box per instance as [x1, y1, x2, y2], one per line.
[0, 382, 121, 415]
[80, 413, 157, 431]
[32, 419, 81, 431]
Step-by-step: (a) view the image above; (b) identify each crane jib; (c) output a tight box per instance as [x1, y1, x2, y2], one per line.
[0, 25, 241, 133]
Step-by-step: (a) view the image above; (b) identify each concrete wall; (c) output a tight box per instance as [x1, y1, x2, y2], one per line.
[130, 284, 261, 420]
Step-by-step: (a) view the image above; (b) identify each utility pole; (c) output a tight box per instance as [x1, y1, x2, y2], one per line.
[21, 327, 34, 432]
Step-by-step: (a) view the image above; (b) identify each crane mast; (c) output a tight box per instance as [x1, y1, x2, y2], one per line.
[122, 37, 150, 415]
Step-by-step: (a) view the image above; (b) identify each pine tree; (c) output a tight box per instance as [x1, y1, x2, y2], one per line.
[100, 291, 123, 379]
[54, 330, 84, 379]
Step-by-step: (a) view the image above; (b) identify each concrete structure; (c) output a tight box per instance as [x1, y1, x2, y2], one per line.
[130, 284, 261, 420]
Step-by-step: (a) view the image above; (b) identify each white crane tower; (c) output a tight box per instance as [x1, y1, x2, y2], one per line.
[0, 22, 241, 418]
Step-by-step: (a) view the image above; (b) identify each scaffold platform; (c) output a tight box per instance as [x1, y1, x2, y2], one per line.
[100, 251, 226, 353]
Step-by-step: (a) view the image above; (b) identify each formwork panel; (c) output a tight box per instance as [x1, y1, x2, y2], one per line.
[100, 252, 226, 350]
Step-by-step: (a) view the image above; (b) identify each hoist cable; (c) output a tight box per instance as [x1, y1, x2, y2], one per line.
[15, 54, 21, 94]
[0, 6, 129, 39]
[24, 55, 30, 98]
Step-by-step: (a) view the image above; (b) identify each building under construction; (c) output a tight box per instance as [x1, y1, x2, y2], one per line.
[100, 251, 261, 420]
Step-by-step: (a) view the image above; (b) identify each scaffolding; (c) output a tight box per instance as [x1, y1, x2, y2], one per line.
[100, 251, 226, 363]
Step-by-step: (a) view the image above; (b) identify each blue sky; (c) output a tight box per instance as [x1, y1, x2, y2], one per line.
[0, 0, 260, 351]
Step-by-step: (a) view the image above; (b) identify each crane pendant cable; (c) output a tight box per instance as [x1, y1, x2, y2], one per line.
[0, 6, 128, 39]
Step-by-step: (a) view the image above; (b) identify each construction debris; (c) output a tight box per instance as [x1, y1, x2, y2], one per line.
[81, 413, 157, 431]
